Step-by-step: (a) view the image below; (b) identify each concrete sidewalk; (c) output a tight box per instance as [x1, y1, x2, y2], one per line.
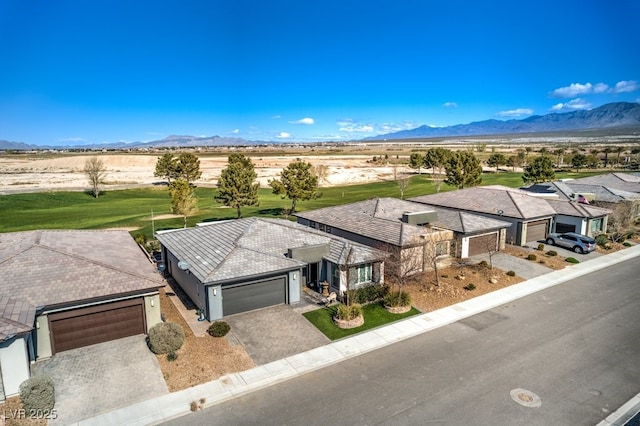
[81, 244, 640, 426]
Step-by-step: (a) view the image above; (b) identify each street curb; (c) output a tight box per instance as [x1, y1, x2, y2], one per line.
[81, 244, 640, 426]
[597, 392, 640, 426]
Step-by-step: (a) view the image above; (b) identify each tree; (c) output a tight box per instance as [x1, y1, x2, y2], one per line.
[506, 155, 519, 172]
[168, 179, 198, 228]
[553, 148, 565, 166]
[313, 164, 329, 185]
[214, 154, 259, 218]
[269, 159, 321, 213]
[84, 156, 107, 198]
[571, 153, 587, 171]
[444, 151, 482, 189]
[424, 147, 452, 192]
[408, 153, 425, 174]
[421, 230, 452, 287]
[392, 164, 410, 200]
[524, 147, 533, 165]
[486, 153, 507, 172]
[615, 146, 625, 166]
[608, 201, 635, 242]
[175, 152, 202, 183]
[154, 153, 178, 184]
[522, 156, 555, 184]
[585, 154, 601, 168]
[601, 147, 613, 167]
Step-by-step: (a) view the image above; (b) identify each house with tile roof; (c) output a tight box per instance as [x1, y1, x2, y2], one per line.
[155, 218, 385, 320]
[568, 172, 640, 194]
[0, 230, 163, 401]
[294, 198, 512, 263]
[409, 186, 557, 246]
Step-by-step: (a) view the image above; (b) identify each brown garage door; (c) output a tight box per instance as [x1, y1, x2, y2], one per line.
[49, 298, 145, 354]
[468, 232, 498, 257]
[527, 220, 549, 243]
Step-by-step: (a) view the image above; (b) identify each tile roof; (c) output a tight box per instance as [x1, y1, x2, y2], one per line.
[546, 200, 612, 218]
[295, 198, 511, 242]
[565, 184, 640, 203]
[569, 173, 640, 193]
[520, 182, 574, 200]
[156, 218, 383, 284]
[0, 296, 36, 342]
[0, 230, 163, 310]
[409, 187, 556, 220]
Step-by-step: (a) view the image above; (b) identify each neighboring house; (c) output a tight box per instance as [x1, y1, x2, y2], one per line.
[156, 218, 384, 321]
[409, 186, 557, 246]
[569, 172, 640, 194]
[294, 198, 512, 262]
[545, 200, 611, 236]
[0, 230, 163, 401]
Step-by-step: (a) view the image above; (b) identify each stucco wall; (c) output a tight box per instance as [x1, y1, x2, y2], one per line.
[144, 294, 162, 332]
[35, 314, 52, 359]
[165, 249, 207, 311]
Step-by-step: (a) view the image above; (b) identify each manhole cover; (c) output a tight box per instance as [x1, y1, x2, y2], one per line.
[510, 388, 541, 408]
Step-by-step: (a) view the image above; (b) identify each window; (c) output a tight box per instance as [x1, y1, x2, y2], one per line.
[591, 218, 603, 233]
[435, 241, 449, 257]
[319, 224, 325, 231]
[326, 226, 332, 234]
[309, 220, 316, 228]
[356, 263, 372, 284]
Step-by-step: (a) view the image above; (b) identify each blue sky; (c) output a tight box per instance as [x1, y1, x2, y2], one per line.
[1, 0, 639, 146]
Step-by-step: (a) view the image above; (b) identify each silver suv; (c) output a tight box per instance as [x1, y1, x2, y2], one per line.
[546, 232, 596, 254]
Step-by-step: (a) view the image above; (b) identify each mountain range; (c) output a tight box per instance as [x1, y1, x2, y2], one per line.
[2, 102, 639, 150]
[364, 101, 640, 140]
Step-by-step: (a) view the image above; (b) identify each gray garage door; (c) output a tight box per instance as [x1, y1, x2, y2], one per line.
[527, 220, 549, 243]
[468, 232, 498, 257]
[555, 222, 576, 233]
[222, 277, 286, 316]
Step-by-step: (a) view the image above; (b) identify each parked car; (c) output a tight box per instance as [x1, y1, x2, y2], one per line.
[545, 232, 596, 254]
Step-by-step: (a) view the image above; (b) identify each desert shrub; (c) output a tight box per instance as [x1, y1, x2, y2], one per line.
[134, 233, 146, 245]
[148, 322, 185, 354]
[537, 243, 545, 251]
[623, 241, 632, 247]
[20, 375, 55, 412]
[383, 290, 412, 307]
[595, 234, 609, 247]
[463, 283, 476, 291]
[478, 260, 488, 267]
[527, 254, 537, 261]
[565, 257, 580, 264]
[335, 303, 363, 320]
[506, 270, 516, 277]
[208, 321, 231, 337]
[441, 274, 449, 278]
[167, 351, 178, 362]
[545, 250, 558, 256]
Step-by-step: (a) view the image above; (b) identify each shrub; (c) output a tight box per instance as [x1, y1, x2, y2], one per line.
[537, 243, 545, 251]
[623, 242, 632, 247]
[208, 321, 231, 337]
[148, 322, 185, 354]
[20, 375, 55, 412]
[335, 303, 363, 320]
[348, 284, 388, 304]
[167, 351, 178, 362]
[545, 250, 558, 256]
[463, 283, 476, 291]
[565, 257, 580, 264]
[527, 254, 537, 261]
[383, 290, 412, 307]
[595, 234, 609, 247]
[478, 260, 488, 267]
[506, 270, 516, 277]
[441, 274, 449, 279]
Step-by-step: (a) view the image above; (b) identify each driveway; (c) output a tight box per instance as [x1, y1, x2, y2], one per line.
[31, 334, 168, 425]
[470, 251, 553, 280]
[226, 304, 330, 365]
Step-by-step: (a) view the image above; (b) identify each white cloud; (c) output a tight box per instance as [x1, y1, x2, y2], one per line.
[289, 117, 315, 125]
[496, 108, 534, 117]
[550, 98, 592, 112]
[339, 124, 374, 133]
[612, 80, 639, 94]
[276, 132, 290, 138]
[442, 102, 458, 108]
[272, 115, 281, 119]
[550, 82, 606, 98]
[232, 129, 240, 134]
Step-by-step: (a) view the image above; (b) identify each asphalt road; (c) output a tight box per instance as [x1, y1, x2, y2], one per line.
[166, 258, 640, 426]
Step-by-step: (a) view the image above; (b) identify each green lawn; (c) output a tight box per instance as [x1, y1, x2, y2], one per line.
[303, 303, 420, 340]
[0, 170, 603, 236]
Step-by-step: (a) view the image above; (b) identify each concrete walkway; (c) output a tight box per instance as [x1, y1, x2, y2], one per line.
[81, 245, 640, 426]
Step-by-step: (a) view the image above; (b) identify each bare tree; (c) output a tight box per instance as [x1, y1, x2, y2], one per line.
[421, 230, 453, 287]
[608, 201, 635, 242]
[380, 243, 424, 290]
[475, 233, 500, 270]
[84, 156, 106, 198]
[392, 164, 411, 199]
[313, 164, 330, 186]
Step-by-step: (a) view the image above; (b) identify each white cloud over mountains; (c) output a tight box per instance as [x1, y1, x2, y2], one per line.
[550, 98, 592, 112]
[289, 117, 315, 125]
[336, 118, 417, 134]
[497, 108, 534, 117]
[276, 132, 290, 138]
[551, 80, 639, 98]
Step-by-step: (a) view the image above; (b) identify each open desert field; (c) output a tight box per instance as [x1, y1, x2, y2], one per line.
[0, 151, 408, 194]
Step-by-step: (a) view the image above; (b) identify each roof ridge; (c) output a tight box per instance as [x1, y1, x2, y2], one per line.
[506, 190, 526, 219]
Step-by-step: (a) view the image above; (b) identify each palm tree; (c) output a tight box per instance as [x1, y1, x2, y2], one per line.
[615, 146, 625, 166]
[553, 148, 565, 166]
[602, 147, 613, 167]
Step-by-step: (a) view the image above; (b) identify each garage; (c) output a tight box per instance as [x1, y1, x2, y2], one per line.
[555, 222, 576, 233]
[49, 298, 145, 354]
[468, 232, 498, 257]
[222, 277, 286, 316]
[526, 219, 549, 243]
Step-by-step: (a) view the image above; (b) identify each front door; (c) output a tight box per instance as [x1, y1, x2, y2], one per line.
[303, 262, 319, 289]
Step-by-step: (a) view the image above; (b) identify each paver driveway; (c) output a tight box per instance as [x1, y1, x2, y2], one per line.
[31, 334, 168, 425]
